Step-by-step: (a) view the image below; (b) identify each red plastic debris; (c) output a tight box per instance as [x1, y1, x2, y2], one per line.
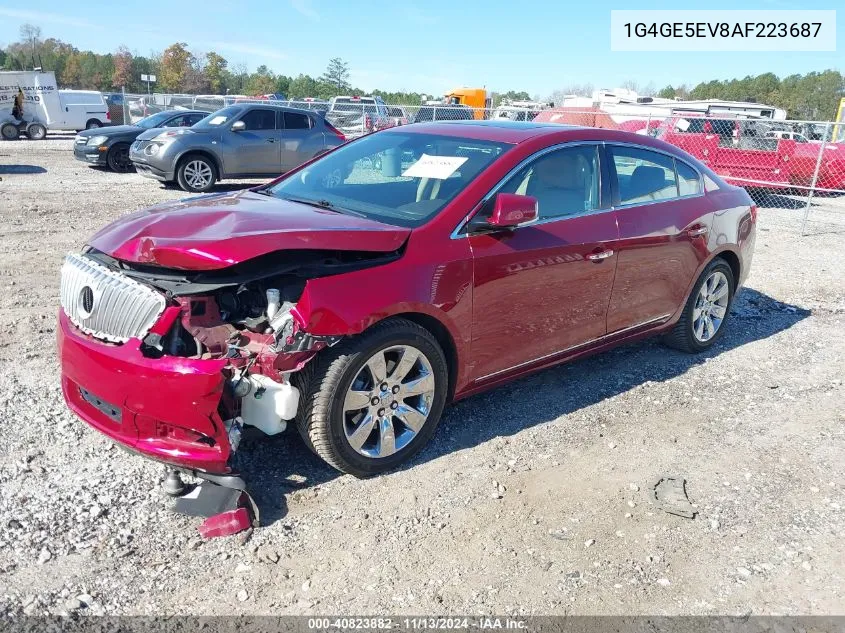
[197, 507, 252, 539]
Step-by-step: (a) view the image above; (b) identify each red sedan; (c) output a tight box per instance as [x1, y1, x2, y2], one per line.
[58, 121, 756, 478]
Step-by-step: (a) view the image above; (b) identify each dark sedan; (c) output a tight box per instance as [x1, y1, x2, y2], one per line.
[73, 110, 209, 172]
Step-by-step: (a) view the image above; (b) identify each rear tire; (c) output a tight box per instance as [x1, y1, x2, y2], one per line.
[176, 154, 217, 193]
[664, 259, 735, 353]
[26, 123, 47, 140]
[106, 143, 132, 172]
[1, 123, 20, 140]
[294, 318, 449, 477]
[85, 119, 102, 130]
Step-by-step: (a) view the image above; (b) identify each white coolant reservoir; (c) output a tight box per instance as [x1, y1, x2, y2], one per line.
[240, 374, 300, 435]
[266, 288, 281, 320]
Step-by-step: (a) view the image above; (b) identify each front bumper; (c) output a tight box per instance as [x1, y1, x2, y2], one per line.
[57, 310, 232, 473]
[73, 143, 108, 165]
[130, 141, 175, 181]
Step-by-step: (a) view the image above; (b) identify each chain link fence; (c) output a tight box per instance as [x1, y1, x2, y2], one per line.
[118, 92, 845, 235]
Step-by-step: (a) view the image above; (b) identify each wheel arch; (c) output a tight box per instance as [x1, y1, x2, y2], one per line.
[714, 249, 741, 289]
[175, 148, 222, 176]
[669, 246, 743, 327]
[292, 292, 466, 403]
[390, 311, 459, 402]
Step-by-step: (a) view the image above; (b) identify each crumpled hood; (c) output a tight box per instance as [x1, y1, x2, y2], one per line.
[87, 190, 411, 270]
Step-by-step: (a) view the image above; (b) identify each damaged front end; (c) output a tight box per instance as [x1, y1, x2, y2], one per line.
[58, 246, 401, 475]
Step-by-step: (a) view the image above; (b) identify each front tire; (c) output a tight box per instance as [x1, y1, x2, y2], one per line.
[664, 259, 735, 353]
[106, 143, 132, 172]
[295, 318, 449, 477]
[177, 154, 217, 193]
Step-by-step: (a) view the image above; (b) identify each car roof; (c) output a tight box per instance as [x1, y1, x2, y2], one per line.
[390, 120, 585, 143]
[232, 102, 316, 112]
[388, 121, 709, 160]
[166, 110, 210, 115]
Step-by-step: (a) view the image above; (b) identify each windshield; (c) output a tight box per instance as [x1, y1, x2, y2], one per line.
[136, 111, 177, 129]
[266, 132, 512, 228]
[194, 106, 242, 128]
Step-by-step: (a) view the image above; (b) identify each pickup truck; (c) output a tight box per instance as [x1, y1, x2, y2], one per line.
[657, 117, 845, 191]
[325, 96, 392, 138]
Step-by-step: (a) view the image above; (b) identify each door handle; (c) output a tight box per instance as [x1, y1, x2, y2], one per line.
[687, 225, 709, 237]
[586, 249, 614, 261]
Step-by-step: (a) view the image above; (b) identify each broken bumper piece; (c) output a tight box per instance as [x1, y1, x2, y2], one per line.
[57, 311, 233, 474]
[175, 472, 260, 537]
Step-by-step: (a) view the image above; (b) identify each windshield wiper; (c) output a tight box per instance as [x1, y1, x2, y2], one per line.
[281, 195, 365, 217]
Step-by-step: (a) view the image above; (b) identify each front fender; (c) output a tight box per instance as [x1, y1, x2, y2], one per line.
[173, 143, 223, 175]
[290, 253, 474, 389]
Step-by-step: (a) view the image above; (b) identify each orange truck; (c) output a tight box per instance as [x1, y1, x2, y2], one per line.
[444, 88, 491, 119]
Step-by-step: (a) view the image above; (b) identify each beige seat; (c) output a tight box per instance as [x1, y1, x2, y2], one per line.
[524, 152, 591, 217]
[416, 176, 442, 202]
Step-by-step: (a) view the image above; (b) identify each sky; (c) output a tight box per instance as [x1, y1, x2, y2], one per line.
[0, 0, 841, 97]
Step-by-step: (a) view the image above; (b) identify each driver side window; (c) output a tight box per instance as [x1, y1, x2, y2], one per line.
[487, 145, 601, 222]
[238, 109, 277, 131]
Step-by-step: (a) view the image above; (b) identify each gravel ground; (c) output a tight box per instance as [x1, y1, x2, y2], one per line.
[0, 137, 843, 617]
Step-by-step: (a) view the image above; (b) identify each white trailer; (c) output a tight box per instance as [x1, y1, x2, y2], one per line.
[1, 71, 109, 140]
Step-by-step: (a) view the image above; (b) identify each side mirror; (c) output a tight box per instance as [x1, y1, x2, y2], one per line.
[231, 120, 246, 132]
[487, 193, 538, 228]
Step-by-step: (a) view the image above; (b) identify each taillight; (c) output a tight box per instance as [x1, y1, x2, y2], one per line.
[326, 122, 346, 142]
[106, 110, 110, 120]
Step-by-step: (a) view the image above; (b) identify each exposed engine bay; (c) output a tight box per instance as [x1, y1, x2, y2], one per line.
[80, 246, 402, 443]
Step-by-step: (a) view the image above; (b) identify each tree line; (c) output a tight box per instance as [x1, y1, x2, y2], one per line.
[2, 24, 843, 120]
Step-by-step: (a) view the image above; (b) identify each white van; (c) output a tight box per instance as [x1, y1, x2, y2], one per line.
[56, 90, 109, 130]
[1, 72, 109, 139]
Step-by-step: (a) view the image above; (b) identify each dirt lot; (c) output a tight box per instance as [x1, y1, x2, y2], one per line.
[0, 137, 843, 617]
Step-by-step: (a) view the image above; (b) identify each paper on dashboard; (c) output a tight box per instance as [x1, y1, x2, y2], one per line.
[402, 154, 469, 180]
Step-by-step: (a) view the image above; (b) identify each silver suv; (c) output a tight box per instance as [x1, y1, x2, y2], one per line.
[129, 104, 346, 192]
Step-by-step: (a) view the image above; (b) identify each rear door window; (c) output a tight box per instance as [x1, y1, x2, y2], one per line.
[283, 111, 311, 130]
[609, 146, 679, 205]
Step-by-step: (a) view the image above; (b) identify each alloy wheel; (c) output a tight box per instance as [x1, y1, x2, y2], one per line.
[112, 147, 131, 171]
[342, 345, 436, 459]
[693, 270, 730, 342]
[184, 160, 213, 190]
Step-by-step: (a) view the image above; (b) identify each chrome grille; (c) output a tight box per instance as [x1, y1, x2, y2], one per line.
[60, 253, 166, 343]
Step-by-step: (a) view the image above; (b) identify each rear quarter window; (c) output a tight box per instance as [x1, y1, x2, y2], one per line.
[677, 161, 702, 196]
